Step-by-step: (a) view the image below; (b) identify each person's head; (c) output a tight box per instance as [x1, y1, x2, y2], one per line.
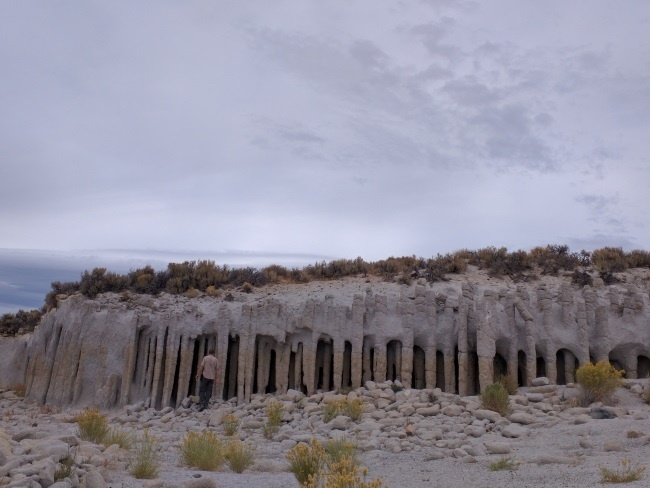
[208, 348, 215, 356]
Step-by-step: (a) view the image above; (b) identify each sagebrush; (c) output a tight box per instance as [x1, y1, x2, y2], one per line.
[576, 361, 623, 405]
[179, 430, 225, 471]
[479, 382, 510, 416]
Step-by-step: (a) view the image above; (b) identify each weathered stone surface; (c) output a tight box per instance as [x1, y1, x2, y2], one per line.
[485, 441, 511, 454]
[2, 276, 649, 410]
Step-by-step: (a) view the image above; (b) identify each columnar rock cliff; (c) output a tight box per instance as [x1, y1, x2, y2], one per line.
[4, 273, 650, 409]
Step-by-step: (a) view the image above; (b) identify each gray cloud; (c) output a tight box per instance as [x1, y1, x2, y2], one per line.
[1, 1, 649, 313]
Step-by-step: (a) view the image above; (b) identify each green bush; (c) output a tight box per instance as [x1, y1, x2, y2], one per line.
[263, 399, 284, 439]
[576, 361, 623, 405]
[479, 383, 510, 416]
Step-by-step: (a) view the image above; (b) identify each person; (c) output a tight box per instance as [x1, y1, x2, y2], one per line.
[195, 348, 218, 412]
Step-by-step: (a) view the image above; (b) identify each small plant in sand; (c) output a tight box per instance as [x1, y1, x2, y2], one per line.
[576, 360, 623, 405]
[263, 399, 284, 439]
[103, 427, 135, 449]
[130, 429, 160, 479]
[179, 430, 225, 471]
[54, 452, 76, 481]
[76, 408, 110, 443]
[224, 439, 255, 473]
[600, 458, 646, 483]
[221, 414, 240, 436]
[489, 457, 518, 471]
[479, 382, 510, 416]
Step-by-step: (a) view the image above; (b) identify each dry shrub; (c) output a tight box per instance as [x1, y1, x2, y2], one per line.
[103, 427, 135, 449]
[600, 458, 646, 483]
[240, 282, 254, 293]
[205, 285, 222, 297]
[221, 414, 240, 436]
[479, 383, 510, 416]
[130, 429, 160, 479]
[308, 456, 385, 488]
[263, 399, 284, 439]
[54, 453, 76, 481]
[77, 408, 109, 443]
[495, 374, 518, 395]
[592, 247, 628, 274]
[225, 439, 255, 473]
[287, 439, 326, 486]
[576, 361, 623, 405]
[323, 399, 364, 423]
[325, 437, 357, 466]
[184, 287, 200, 298]
[489, 457, 518, 471]
[180, 430, 225, 471]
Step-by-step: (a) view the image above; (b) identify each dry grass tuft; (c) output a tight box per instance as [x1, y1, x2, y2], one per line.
[225, 439, 255, 473]
[221, 414, 240, 436]
[263, 400, 284, 439]
[323, 399, 364, 423]
[76, 408, 109, 443]
[479, 383, 511, 416]
[130, 429, 160, 479]
[600, 458, 646, 483]
[179, 430, 225, 471]
[489, 457, 518, 471]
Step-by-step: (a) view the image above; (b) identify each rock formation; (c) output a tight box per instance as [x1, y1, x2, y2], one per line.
[2, 273, 649, 409]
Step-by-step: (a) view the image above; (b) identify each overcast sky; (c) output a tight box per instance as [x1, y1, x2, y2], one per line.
[1, 1, 649, 313]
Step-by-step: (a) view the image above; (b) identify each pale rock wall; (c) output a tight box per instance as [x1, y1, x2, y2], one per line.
[2, 276, 649, 409]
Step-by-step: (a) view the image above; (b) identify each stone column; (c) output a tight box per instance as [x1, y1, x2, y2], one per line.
[546, 350, 557, 385]
[374, 342, 387, 383]
[332, 339, 344, 392]
[457, 304, 469, 396]
[150, 327, 167, 409]
[351, 341, 363, 389]
[161, 332, 180, 408]
[276, 342, 291, 394]
[120, 321, 140, 406]
[303, 338, 317, 396]
[216, 333, 229, 400]
[444, 350, 455, 394]
[243, 333, 256, 403]
[175, 336, 193, 407]
[294, 343, 303, 392]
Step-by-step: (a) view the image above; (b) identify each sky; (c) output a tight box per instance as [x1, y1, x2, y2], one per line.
[1, 1, 649, 313]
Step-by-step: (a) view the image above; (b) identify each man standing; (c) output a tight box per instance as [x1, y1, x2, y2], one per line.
[196, 348, 218, 412]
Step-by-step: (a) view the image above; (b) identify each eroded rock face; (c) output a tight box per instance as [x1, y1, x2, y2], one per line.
[2, 274, 650, 408]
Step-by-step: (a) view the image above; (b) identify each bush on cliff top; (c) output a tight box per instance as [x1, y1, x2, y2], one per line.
[33, 244, 650, 311]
